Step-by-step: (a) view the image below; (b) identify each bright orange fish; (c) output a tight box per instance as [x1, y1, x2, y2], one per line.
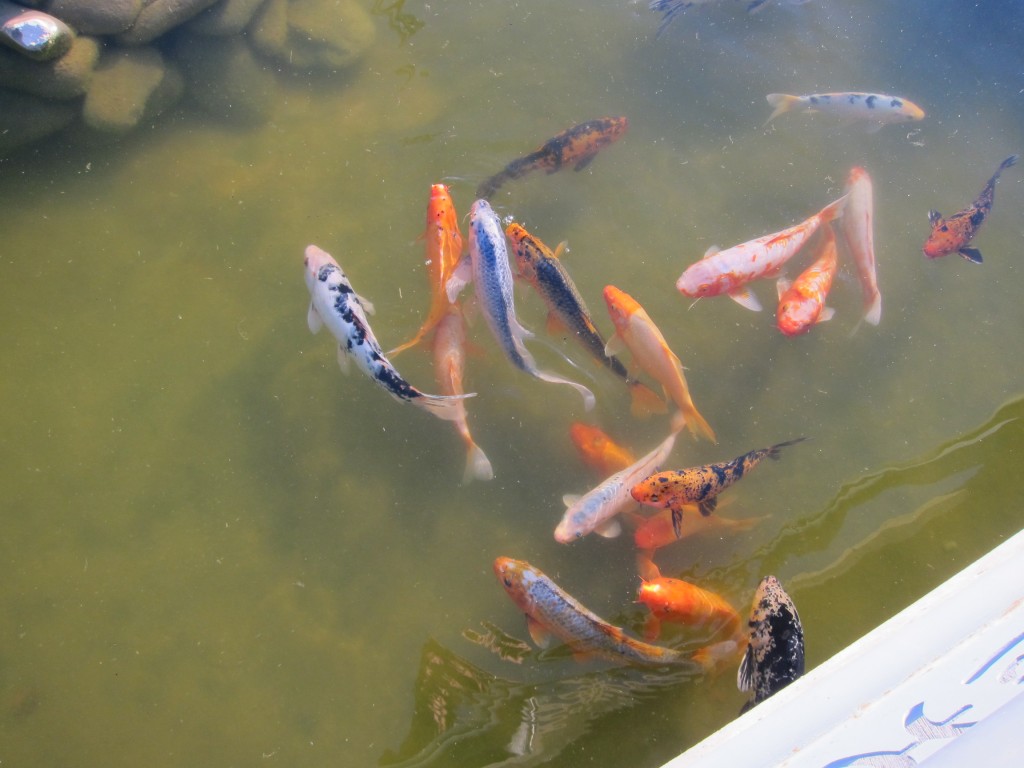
[603, 285, 716, 442]
[775, 225, 839, 337]
[569, 422, 636, 477]
[389, 184, 464, 356]
[636, 562, 741, 642]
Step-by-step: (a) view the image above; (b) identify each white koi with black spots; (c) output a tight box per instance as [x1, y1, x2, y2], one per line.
[304, 244, 472, 422]
[765, 91, 925, 130]
[738, 575, 805, 712]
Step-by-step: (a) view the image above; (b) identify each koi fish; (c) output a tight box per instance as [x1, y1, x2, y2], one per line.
[633, 508, 767, 554]
[389, 184, 464, 356]
[432, 305, 494, 483]
[631, 437, 808, 535]
[508, 223, 664, 417]
[650, 0, 812, 37]
[775, 224, 838, 337]
[303, 245, 473, 421]
[676, 195, 847, 311]
[446, 200, 595, 410]
[636, 561, 740, 642]
[765, 92, 925, 131]
[841, 167, 881, 326]
[603, 285, 716, 441]
[569, 422, 636, 477]
[923, 154, 1018, 264]
[556, 429, 678, 543]
[494, 556, 699, 669]
[476, 117, 628, 199]
[738, 575, 805, 712]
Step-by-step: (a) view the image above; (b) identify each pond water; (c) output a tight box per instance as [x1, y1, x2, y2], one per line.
[1, 1, 1023, 766]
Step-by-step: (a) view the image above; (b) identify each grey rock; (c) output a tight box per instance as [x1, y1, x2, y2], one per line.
[246, 0, 286, 58]
[0, 1, 74, 61]
[257, 0, 376, 71]
[83, 46, 183, 133]
[45, 0, 143, 36]
[170, 34, 276, 124]
[0, 33, 98, 99]
[117, 0, 221, 45]
[0, 87, 77, 154]
[186, 0, 267, 35]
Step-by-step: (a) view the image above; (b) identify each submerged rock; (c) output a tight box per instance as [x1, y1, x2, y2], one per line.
[186, 0, 268, 36]
[247, 0, 286, 57]
[0, 88, 77, 154]
[170, 34, 276, 124]
[0, 33, 98, 99]
[0, 1, 73, 61]
[254, 0, 375, 71]
[45, 0, 143, 36]
[83, 47, 184, 134]
[117, 0, 221, 45]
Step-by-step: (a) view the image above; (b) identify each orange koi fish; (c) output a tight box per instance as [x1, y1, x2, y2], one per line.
[633, 508, 767, 554]
[923, 155, 1018, 264]
[494, 556, 699, 669]
[738, 575, 804, 712]
[390, 184, 464, 356]
[676, 195, 847, 311]
[476, 117, 628, 199]
[508, 223, 664, 417]
[432, 305, 493, 483]
[841, 167, 881, 326]
[569, 422, 636, 477]
[603, 285, 716, 442]
[765, 92, 925, 131]
[775, 225, 839, 337]
[636, 562, 740, 642]
[631, 438, 808, 535]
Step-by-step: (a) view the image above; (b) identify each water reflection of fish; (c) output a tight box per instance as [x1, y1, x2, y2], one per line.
[775, 224, 838, 337]
[765, 91, 925, 131]
[495, 556, 701, 669]
[476, 117, 628, 199]
[923, 154, 1018, 264]
[738, 575, 804, 712]
[649, 0, 812, 37]
[303, 244, 472, 421]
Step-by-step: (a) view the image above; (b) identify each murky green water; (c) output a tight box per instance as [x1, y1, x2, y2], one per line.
[1, 1, 1022, 766]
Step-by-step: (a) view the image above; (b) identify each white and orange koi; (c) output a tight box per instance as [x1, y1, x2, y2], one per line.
[676, 195, 847, 311]
[765, 92, 925, 131]
[842, 167, 881, 326]
[303, 245, 473, 422]
[603, 285, 715, 441]
[775, 225, 839, 337]
[432, 305, 493, 483]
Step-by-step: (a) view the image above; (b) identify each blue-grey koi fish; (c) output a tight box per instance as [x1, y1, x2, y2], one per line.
[446, 200, 595, 411]
[738, 575, 804, 712]
[304, 244, 472, 421]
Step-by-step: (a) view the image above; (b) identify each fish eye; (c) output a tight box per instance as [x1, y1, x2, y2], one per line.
[503, 577, 512, 588]
[939, 225, 949, 232]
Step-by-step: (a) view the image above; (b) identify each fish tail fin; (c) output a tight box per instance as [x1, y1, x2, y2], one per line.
[533, 368, 596, 411]
[998, 154, 1019, 174]
[413, 392, 476, 423]
[693, 639, 743, 675]
[683, 405, 717, 443]
[765, 93, 800, 125]
[863, 291, 882, 327]
[769, 436, 810, 459]
[629, 381, 668, 418]
[462, 442, 494, 484]
[819, 193, 849, 223]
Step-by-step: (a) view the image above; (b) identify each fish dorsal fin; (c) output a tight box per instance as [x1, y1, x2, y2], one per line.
[728, 287, 763, 312]
[307, 302, 323, 334]
[562, 493, 581, 508]
[526, 616, 552, 648]
[703, 245, 721, 259]
[737, 642, 755, 692]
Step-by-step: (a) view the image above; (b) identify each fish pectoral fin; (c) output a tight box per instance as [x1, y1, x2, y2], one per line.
[445, 254, 473, 303]
[562, 493, 581, 508]
[775, 277, 791, 299]
[573, 154, 597, 172]
[727, 287, 763, 312]
[546, 311, 568, 336]
[698, 497, 717, 517]
[737, 642, 755, 692]
[959, 247, 983, 264]
[336, 345, 351, 374]
[636, 554, 662, 583]
[603, 332, 627, 358]
[594, 518, 622, 538]
[643, 614, 662, 642]
[928, 209, 943, 225]
[818, 306, 836, 323]
[526, 616, 552, 649]
[355, 294, 376, 315]
[702, 245, 721, 259]
[307, 302, 323, 334]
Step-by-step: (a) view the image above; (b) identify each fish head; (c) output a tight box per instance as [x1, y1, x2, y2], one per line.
[776, 295, 819, 337]
[630, 473, 669, 506]
[922, 216, 960, 259]
[903, 100, 926, 121]
[303, 244, 343, 290]
[602, 285, 641, 333]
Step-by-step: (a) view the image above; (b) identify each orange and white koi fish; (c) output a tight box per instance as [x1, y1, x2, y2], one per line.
[389, 184, 463, 356]
[631, 438, 808, 535]
[304, 245, 472, 422]
[765, 92, 925, 131]
[432, 306, 493, 483]
[556, 429, 678, 543]
[923, 155, 1018, 264]
[636, 562, 741, 642]
[738, 575, 804, 712]
[841, 167, 881, 326]
[603, 285, 715, 441]
[633, 508, 767, 554]
[508, 223, 664, 417]
[775, 225, 838, 337]
[476, 117, 628, 199]
[494, 557, 699, 669]
[676, 195, 847, 311]
[569, 422, 636, 477]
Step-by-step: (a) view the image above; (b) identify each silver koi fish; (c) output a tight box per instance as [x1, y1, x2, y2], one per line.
[446, 200, 595, 411]
[304, 244, 472, 422]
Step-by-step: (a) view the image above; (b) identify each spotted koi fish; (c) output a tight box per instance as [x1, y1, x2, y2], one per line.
[841, 167, 881, 326]
[389, 184, 464, 356]
[650, 0, 812, 37]
[923, 155, 1018, 264]
[508, 224, 663, 417]
[630, 437, 808, 535]
[303, 245, 473, 421]
[476, 117, 628, 199]
[738, 575, 805, 712]
[494, 556, 699, 669]
[446, 200, 595, 410]
[636, 561, 741, 643]
[676, 195, 846, 311]
[765, 92, 925, 131]
[775, 224, 838, 337]
[569, 422, 636, 477]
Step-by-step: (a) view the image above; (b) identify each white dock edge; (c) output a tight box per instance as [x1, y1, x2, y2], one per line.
[664, 528, 1024, 767]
